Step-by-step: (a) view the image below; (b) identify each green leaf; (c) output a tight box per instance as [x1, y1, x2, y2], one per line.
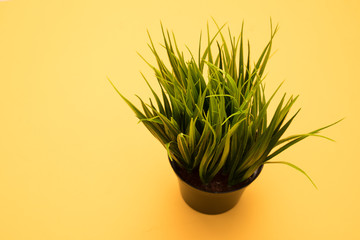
[208, 121, 242, 180]
[266, 161, 318, 189]
[108, 77, 148, 119]
[166, 142, 184, 168]
[140, 73, 166, 115]
[177, 133, 191, 165]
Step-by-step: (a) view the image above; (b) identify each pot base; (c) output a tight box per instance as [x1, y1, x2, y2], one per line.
[177, 178, 246, 214]
[170, 161, 263, 214]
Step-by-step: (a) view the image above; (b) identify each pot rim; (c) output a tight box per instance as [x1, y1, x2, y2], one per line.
[169, 159, 264, 194]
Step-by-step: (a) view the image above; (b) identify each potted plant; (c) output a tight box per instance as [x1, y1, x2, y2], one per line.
[108, 21, 341, 214]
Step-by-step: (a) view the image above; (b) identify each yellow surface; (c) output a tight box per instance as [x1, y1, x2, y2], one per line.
[1, 0, 359, 239]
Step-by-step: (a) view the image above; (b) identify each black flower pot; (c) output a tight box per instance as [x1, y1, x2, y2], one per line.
[170, 160, 263, 215]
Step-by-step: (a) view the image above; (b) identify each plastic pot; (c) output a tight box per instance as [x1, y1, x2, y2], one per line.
[170, 160, 263, 215]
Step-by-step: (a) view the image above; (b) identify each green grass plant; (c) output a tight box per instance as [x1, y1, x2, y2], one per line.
[109, 20, 341, 188]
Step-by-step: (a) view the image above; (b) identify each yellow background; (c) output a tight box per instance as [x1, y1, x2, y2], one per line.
[1, 0, 359, 239]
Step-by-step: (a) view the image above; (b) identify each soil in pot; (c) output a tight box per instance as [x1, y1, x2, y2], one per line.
[171, 162, 258, 193]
